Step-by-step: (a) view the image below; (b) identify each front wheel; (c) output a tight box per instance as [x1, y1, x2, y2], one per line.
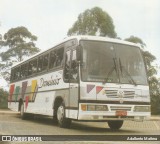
[57, 102, 71, 128]
[108, 120, 123, 130]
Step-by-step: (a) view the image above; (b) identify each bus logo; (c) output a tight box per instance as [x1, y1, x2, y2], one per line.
[117, 90, 124, 104]
[117, 90, 124, 98]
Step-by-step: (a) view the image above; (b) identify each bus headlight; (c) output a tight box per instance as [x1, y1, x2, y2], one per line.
[87, 105, 96, 111]
[81, 104, 108, 111]
[134, 106, 150, 112]
[96, 105, 108, 111]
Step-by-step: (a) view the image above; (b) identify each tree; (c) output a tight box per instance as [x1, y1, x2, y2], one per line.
[125, 36, 160, 114]
[125, 36, 146, 48]
[67, 7, 117, 38]
[1, 26, 40, 62]
[0, 26, 40, 82]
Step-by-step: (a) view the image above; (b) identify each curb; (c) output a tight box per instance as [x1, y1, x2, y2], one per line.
[0, 109, 19, 115]
[150, 116, 160, 121]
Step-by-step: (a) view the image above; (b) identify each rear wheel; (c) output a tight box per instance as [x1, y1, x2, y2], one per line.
[20, 103, 26, 120]
[57, 102, 71, 128]
[108, 120, 123, 130]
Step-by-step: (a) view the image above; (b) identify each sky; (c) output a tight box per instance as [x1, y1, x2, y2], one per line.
[0, 0, 160, 77]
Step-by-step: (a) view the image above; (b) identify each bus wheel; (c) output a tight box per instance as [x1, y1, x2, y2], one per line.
[108, 120, 123, 130]
[20, 103, 26, 120]
[57, 102, 71, 128]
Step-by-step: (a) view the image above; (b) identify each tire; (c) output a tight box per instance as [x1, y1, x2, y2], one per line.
[57, 102, 71, 128]
[20, 103, 26, 120]
[108, 120, 123, 130]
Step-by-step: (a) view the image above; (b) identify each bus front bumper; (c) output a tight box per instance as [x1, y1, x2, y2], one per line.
[78, 103, 151, 122]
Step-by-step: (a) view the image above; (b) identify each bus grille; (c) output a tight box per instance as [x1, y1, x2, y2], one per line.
[105, 90, 135, 99]
[105, 90, 117, 98]
[124, 91, 135, 98]
[110, 106, 132, 111]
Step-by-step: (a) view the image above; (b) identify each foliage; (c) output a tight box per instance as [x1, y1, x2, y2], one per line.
[0, 26, 40, 83]
[67, 7, 117, 38]
[125, 36, 146, 48]
[0, 89, 8, 109]
[1, 26, 40, 62]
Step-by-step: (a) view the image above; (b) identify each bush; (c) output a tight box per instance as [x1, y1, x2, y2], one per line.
[0, 89, 9, 109]
[151, 95, 160, 115]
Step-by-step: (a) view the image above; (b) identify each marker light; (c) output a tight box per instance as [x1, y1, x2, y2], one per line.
[81, 104, 87, 111]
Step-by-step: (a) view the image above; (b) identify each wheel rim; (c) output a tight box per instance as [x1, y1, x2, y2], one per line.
[57, 105, 64, 123]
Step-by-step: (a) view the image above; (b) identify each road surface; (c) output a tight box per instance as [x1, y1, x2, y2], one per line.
[0, 110, 160, 144]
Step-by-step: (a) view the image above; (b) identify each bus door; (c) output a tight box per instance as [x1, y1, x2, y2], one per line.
[64, 49, 79, 118]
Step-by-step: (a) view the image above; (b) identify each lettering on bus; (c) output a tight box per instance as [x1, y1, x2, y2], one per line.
[38, 76, 61, 88]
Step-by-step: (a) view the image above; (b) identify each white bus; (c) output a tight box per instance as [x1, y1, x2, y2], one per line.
[8, 36, 150, 130]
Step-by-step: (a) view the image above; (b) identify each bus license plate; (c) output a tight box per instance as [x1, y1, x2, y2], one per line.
[116, 110, 127, 116]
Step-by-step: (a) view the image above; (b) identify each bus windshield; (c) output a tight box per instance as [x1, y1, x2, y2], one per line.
[80, 40, 148, 85]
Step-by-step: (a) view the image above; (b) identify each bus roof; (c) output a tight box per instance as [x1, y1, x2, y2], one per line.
[73, 35, 139, 46]
[12, 35, 140, 68]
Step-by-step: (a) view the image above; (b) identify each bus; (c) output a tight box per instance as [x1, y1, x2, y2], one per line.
[8, 36, 150, 130]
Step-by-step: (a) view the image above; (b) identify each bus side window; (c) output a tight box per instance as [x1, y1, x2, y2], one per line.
[55, 48, 64, 67]
[42, 54, 49, 71]
[20, 63, 28, 79]
[24, 63, 28, 77]
[64, 50, 71, 81]
[10, 69, 13, 82]
[28, 59, 37, 76]
[49, 47, 64, 69]
[14, 66, 20, 80]
[11, 68, 15, 81]
[38, 56, 43, 72]
[49, 50, 56, 69]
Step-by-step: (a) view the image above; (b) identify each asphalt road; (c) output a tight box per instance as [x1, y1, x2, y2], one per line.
[0, 110, 160, 144]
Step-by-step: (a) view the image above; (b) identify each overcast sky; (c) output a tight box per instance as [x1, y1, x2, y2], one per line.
[0, 0, 160, 76]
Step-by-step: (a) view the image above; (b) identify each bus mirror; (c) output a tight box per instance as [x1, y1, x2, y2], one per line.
[77, 45, 81, 61]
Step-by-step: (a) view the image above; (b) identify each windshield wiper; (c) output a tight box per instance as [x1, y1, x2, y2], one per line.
[119, 58, 137, 86]
[104, 58, 119, 83]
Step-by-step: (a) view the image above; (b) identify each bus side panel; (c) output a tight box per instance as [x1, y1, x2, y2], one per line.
[8, 70, 70, 116]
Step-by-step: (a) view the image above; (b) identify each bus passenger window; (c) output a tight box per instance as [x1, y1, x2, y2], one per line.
[14, 67, 20, 80]
[20, 63, 28, 78]
[43, 54, 49, 70]
[28, 62, 32, 75]
[64, 51, 71, 80]
[38, 56, 43, 72]
[49, 51, 56, 69]
[11, 68, 19, 81]
[11, 69, 15, 81]
[10, 69, 14, 81]
[28, 59, 37, 75]
[55, 48, 64, 67]
[71, 50, 78, 81]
